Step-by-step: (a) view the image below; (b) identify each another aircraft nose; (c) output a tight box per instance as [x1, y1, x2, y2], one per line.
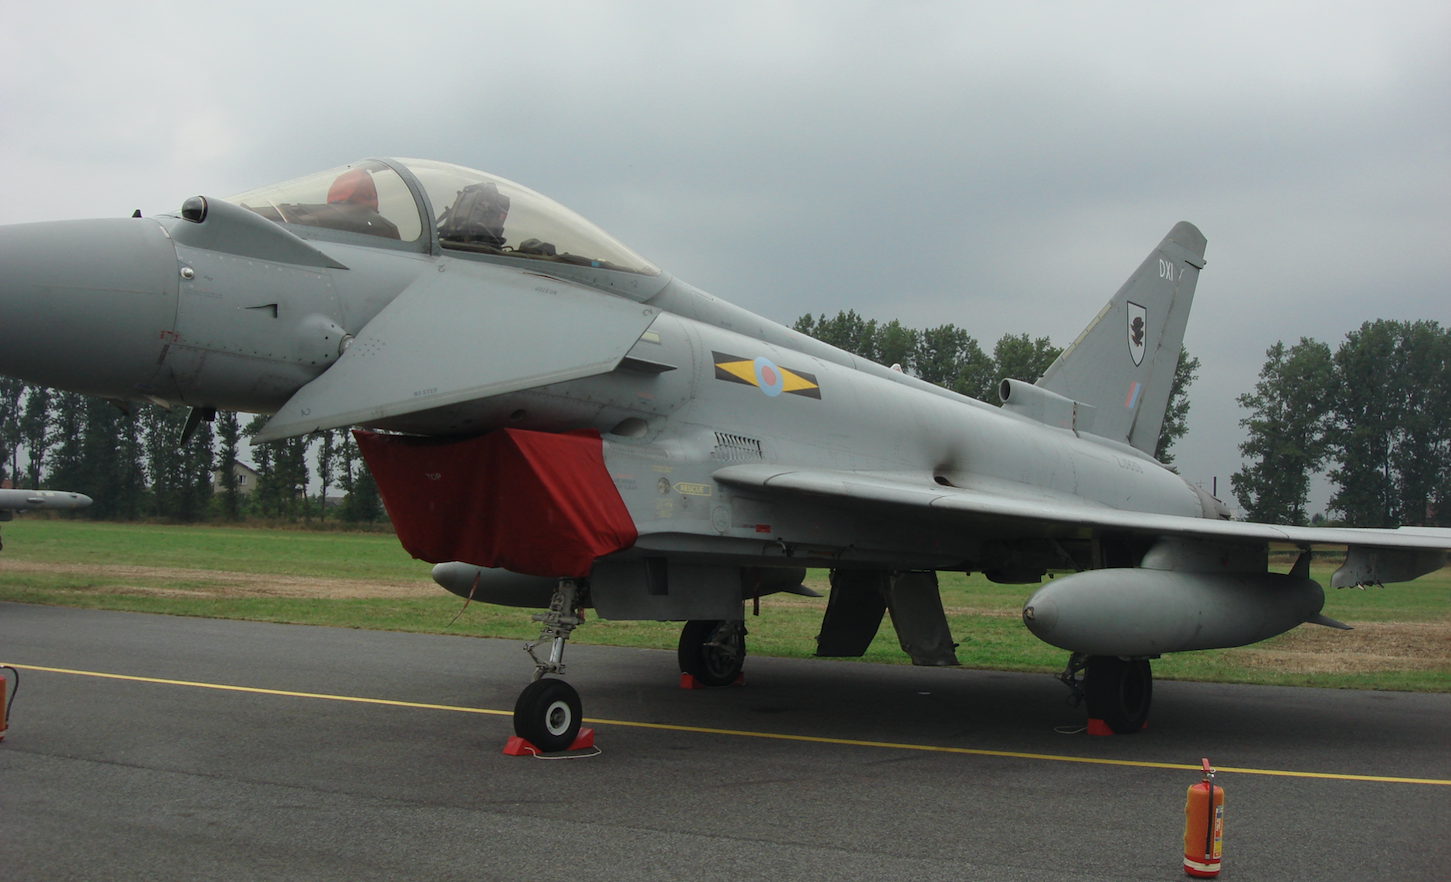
[0, 217, 179, 397]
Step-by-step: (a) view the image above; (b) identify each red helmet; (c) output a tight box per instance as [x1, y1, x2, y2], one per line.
[327, 168, 380, 211]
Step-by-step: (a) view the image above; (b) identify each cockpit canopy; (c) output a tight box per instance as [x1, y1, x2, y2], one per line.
[223, 158, 659, 276]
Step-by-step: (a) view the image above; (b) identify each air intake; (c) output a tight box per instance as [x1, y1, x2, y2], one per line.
[712, 432, 763, 461]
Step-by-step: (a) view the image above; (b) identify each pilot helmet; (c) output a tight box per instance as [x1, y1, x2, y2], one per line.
[326, 168, 381, 212]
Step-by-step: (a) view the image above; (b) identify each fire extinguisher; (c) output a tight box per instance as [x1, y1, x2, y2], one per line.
[1183, 757, 1224, 877]
[0, 665, 16, 742]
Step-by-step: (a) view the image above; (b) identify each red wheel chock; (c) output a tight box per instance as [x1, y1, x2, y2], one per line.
[1086, 718, 1147, 736]
[502, 728, 595, 756]
[679, 672, 745, 690]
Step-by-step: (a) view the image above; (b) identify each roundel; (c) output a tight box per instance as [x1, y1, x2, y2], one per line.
[753, 356, 785, 397]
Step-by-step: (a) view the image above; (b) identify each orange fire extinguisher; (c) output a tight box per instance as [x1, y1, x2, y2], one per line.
[1183, 757, 1224, 877]
[0, 665, 15, 742]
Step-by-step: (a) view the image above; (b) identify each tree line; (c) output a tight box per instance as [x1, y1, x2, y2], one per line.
[793, 311, 1200, 465]
[0, 382, 382, 525]
[1232, 319, 1451, 527]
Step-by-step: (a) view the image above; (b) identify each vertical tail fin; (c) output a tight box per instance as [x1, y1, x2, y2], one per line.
[1037, 222, 1206, 457]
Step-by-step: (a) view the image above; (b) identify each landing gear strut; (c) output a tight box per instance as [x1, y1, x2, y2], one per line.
[515, 579, 586, 751]
[1058, 652, 1153, 734]
[678, 619, 746, 687]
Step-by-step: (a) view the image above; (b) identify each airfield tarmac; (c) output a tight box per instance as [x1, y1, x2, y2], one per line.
[1, 602, 1447, 881]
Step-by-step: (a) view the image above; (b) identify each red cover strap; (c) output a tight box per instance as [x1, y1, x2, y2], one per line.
[355, 428, 637, 577]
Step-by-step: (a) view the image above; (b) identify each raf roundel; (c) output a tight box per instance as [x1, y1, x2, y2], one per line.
[711, 351, 822, 399]
[753, 356, 785, 397]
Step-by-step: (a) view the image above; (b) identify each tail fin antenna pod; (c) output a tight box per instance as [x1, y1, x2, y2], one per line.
[1037, 222, 1206, 457]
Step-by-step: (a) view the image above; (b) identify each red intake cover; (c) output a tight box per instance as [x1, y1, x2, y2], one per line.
[355, 428, 637, 578]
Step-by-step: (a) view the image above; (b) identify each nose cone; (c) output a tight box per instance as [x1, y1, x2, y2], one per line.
[0, 217, 179, 398]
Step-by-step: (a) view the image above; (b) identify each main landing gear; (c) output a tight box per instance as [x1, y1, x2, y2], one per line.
[678, 620, 746, 687]
[1058, 652, 1153, 734]
[515, 579, 586, 752]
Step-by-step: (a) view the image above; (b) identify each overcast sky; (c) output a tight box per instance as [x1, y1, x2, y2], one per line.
[3, 2, 1447, 511]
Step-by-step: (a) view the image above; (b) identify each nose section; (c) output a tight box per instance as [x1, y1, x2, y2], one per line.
[0, 217, 179, 398]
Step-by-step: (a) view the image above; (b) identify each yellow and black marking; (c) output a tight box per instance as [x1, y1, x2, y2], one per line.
[712, 351, 821, 399]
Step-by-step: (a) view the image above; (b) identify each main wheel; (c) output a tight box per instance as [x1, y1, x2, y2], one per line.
[678, 620, 746, 687]
[1085, 656, 1152, 734]
[513, 678, 582, 752]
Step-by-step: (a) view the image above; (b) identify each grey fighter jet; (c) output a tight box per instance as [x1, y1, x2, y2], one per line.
[1, 159, 1446, 749]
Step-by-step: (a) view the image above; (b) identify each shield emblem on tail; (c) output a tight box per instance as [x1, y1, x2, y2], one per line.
[1126, 301, 1147, 366]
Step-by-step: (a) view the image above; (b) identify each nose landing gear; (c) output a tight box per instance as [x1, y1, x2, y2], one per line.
[514, 578, 587, 752]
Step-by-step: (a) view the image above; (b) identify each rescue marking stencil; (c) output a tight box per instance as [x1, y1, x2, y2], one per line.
[11, 663, 1449, 787]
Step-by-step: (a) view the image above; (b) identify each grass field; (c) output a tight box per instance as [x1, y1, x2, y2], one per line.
[1, 518, 1446, 691]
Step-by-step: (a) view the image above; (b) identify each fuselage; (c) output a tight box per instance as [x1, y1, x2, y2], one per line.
[0, 158, 1210, 576]
[526, 307, 1205, 571]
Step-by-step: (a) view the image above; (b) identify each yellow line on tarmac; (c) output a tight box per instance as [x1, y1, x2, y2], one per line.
[8, 663, 511, 718]
[11, 662, 1450, 787]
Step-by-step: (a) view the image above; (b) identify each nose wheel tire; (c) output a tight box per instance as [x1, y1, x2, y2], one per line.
[1085, 655, 1152, 734]
[513, 678, 582, 752]
[678, 619, 746, 687]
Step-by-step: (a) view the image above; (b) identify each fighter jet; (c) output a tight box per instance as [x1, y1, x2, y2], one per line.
[0, 490, 93, 551]
[1, 158, 1446, 750]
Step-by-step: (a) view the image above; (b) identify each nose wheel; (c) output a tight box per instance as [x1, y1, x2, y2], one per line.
[513, 678, 582, 752]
